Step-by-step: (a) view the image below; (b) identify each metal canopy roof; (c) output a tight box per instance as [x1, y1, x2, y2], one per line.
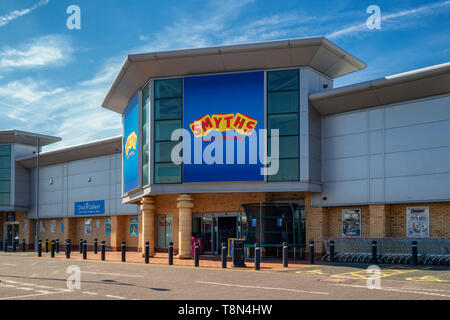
[309, 62, 450, 115]
[102, 36, 366, 114]
[16, 136, 121, 168]
[0, 129, 61, 146]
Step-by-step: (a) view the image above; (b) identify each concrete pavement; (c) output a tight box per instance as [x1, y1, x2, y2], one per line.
[0, 252, 449, 300]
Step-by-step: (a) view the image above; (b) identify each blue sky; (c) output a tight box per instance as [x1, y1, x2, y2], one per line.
[0, 0, 449, 150]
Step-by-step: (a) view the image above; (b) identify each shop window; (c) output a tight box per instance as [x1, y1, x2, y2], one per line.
[153, 78, 182, 184]
[267, 70, 299, 182]
[157, 214, 173, 248]
[0, 145, 11, 206]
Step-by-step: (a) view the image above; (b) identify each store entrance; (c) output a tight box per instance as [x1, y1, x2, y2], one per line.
[6, 223, 19, 248]
[193, 213, 237, 255]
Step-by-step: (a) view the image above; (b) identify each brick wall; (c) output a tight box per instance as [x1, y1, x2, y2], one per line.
[390, 202, 450, 238]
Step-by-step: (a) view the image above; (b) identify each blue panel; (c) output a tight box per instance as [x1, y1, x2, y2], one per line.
[123, 93, 139, 193]
[74, 200, 105, 216]
[183, 71, 265, 182]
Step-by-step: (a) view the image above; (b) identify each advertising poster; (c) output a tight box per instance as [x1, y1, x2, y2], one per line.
[130, 218, 139, 236]
[50, 220, 56, 233]
[61, 220, 64, 233]
[123, 93, 139, 193]
[342, 209, 361, 237]
[40, 220, 45, 233]
[183, 71, 265, 182]
[105, 218, 111, 236]
[407, 206, 429, 238]
[96, 219, 101, 229]
[84, 218, 92, 236]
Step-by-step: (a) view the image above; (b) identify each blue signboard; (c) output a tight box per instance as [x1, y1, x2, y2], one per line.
[123, 93, 139, 193]
[74, 200, 105, 216]
[183, 71, 265, 182]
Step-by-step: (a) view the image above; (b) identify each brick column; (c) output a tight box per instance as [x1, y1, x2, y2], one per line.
[369, 204, 391, 237]
[305, 192, 329, 255]
[62, 218, 76, 244]
[111, 216, 126, 251]
[140, 197, 156, 256]
[177, 194, 194, 259]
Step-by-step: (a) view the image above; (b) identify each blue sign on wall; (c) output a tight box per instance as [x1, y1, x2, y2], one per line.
[74, 200, 105, 216]
[123, 93, 139, 193]
[183, 71, 265, 182]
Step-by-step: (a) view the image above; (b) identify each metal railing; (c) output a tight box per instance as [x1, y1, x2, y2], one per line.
[322, 237, 450, 265]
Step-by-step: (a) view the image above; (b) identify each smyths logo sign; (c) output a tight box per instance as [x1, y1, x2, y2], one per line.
[189, 113, 257, 137]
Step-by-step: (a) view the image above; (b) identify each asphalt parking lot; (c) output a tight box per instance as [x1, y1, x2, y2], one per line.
[0, 252, 449, 300]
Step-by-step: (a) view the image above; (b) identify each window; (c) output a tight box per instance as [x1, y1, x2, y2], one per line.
[157, 214, 173, 248]
[267, 70, 299, 181]
[153, 78, 182, 184]
[142, 83, 150, 186]
[0, 145, 11, 205]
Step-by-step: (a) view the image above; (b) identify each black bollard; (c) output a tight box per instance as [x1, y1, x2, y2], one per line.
[94, 239, 98, 254]
[372, 240, 378, 264]
[330, 240, 335, 263]
[51, 240, 55, 258]
[221, 242, 227, 269]
[55, 239, 59, 253]
[45, 239, 49, 253]
[83, 240, 87, 260]
[283, 242, 288, 268]
[309, 240, 315, 264]
[38, 240, 42, 257]
[121, 241, 126, 262]
[79, 239, 83, 253]
[64, 240, 68, 258]
[4, 239, 7, 252]
[67, 239, 71, 258]
[194, 242, 199, 267]
[254, 243, 260, 271]
[144, 241, 149, 264]
[412, 241, 418, 266]
[12, 239, 17, 252]
[22, 239, 26, 252]
[101, 241, 105, 261]
[168, 242, 173, 265]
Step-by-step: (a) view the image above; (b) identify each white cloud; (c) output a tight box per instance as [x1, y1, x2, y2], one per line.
[0, 35, 71, 69]
[0, 0, 50, 28]
[327, 0, 450, 39]
[0, 79, 63, 104]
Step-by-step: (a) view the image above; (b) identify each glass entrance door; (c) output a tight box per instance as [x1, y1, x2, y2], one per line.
[7, 223, 19, 248]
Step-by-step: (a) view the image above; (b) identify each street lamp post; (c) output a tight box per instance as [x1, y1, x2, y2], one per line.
[34, 138, 40, 252]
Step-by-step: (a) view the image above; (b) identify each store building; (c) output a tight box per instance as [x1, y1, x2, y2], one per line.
[100, 36, 450, 258]
[2, 37, 449, 258]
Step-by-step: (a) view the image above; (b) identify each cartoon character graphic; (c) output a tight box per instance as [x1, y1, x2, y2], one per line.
[125, 131, 137, 159]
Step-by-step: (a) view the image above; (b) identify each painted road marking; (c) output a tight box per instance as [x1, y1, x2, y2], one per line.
[295, 269, 329, 276]
[0, 291, 66, 300]
[335, 283, 450, 298]
[105, 294, 126, 299]
[82, 291, 98, 295]
[0, 263, 16, 266]
[35, 285, 53, 289]
[82, 271, 144, 278]
[405, 275, 450, 283]
[15, 287, 35, 291]
[330, 268, 419, 280]
[196, 281, 329, 295]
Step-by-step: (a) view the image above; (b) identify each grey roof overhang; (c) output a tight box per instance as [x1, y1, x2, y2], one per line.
[0, 130, 61, 146]
[309, 62, 450, 115]
[102, 36, 366, 114]
[16, 136, 122, 168]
